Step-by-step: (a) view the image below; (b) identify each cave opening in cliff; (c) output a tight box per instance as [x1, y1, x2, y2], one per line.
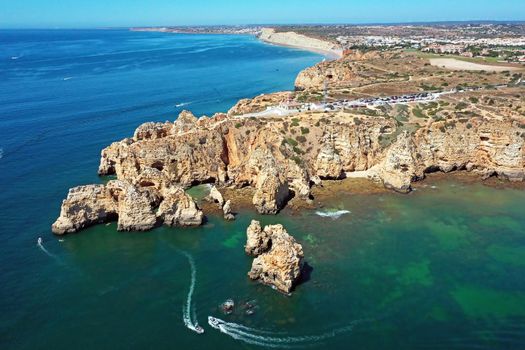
[190, 178, 216, 187]
[424, 165, 442, 174]
[151, 161, 164, 171]
[139, 181, 155, 187]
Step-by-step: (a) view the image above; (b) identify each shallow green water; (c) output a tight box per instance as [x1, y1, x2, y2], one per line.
[4, 178, 525, 349]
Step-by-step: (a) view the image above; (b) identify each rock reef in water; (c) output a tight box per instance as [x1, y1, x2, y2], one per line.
[245, 220, 304, 294]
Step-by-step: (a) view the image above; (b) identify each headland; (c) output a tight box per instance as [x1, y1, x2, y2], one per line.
[53, 24, 525, 235]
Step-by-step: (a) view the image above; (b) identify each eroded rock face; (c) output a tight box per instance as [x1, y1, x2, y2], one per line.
[52, 180, 203, 235]
[372, 131, 418, 193]
[252, 172, 290, 214]
[223, 200, 235, 221]
[315, 143, 343, 179]
[95, 110, 524, 213]
[157, 186, 204, 226]
[207, 185, 225, 207]
[59, 103, 524, 235]
[52, 185, 118, 235]
[245, 220, 304, 294]
[245, 220, 271, 256]
[111, 181, 159, 231]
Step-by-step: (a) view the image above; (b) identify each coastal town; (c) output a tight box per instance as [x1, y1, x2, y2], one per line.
[134, 23, 525, 63]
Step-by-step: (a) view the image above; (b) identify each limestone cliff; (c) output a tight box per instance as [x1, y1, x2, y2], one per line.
[96, 111, 524, 206]
[54, 102, 525, 235]
[52, 179, 203, 235]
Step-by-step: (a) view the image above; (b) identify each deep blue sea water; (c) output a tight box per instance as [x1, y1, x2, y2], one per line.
[1, 30, 525, 350]
[0, 29, 322, 270]
[0, 29, 323, 348]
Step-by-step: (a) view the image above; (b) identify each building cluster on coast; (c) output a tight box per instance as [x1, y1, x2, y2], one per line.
[337, 34, 525, 62]
[134, 23, 525, 64]
[242, 82, 513, 119]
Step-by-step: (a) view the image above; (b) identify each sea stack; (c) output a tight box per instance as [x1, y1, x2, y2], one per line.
[245, 220, 304, 294]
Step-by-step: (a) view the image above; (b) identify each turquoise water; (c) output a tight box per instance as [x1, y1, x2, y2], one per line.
[1, 30, 525, 349]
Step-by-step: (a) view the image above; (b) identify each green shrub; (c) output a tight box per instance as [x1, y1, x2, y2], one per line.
[455, 102, 468, 110]
[293, 146, 304, 155]
[286, 138, 298, 147]
[412, 108, 427, 118]
[300, 127, 310, 135]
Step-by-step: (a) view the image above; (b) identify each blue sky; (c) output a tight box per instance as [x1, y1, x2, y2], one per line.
[1, 0, 524, 28]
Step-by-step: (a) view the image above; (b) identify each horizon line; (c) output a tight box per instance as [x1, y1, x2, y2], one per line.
[2, 19, 525, 30]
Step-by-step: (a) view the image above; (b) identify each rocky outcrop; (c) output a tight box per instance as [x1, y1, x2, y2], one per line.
[93, 110, 524, 217]
[228, 92, 291, 116]
[295, 60, 357, 91]
[111, 180, 159, 231]
[222, 200, 235, 221]
[52, 180, 203, 235]
[133, 122, 173, 141]
[315, 143, 343, 179]
[53, 46, 525, 236]
[245, 220, 271, 256]
[52, 185, 118, 235]
[294, 50, 394, 91]
[371, 131, 417, 193]
[252, 172, 290, 214]
[207, 185, 225, 207]
[157, 186, 204, 226]
[370, 119, 525, 192]
[245, 220, 304, 294]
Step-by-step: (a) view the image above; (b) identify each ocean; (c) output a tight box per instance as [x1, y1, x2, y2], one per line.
[1, 29, 525, 350]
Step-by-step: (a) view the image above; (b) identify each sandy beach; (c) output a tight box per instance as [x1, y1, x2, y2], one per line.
[259, 28, 343, 59]
[430, 58, 523, 72]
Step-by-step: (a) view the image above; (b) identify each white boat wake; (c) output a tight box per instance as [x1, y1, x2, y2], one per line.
[63, 76, 74, 81]
[0, 148, 3, 160]
[180, 251, 204, 334]
[208, 316, 363, 348]
[315, 210, 351, 219]
[37, 237, 58, 260]
[175, 102, 192, 108]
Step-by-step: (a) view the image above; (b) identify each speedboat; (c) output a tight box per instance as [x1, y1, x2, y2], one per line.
[208, 316, 222, 329]
[194, 325, 205, 334]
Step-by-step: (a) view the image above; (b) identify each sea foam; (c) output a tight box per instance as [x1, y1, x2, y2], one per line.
[315, 210, 351, 219]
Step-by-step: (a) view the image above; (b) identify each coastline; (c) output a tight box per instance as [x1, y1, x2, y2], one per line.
[257, 28, 343, 60]
[131, 26, 343, 59]
[51, 29, 525, 235]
